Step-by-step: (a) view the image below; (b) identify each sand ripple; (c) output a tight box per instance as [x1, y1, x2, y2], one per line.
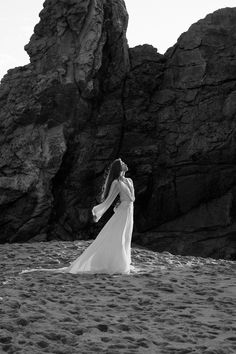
[0, 241, 235, 354]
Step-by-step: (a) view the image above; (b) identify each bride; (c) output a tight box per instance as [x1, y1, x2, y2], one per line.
[67, 158, 135, 274]
[22, 158, 135, 275]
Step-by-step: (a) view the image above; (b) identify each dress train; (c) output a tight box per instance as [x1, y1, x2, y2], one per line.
[21, 178, 135, 275]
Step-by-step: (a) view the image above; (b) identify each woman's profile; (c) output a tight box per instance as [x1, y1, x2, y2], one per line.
[21, 158, 135, 275]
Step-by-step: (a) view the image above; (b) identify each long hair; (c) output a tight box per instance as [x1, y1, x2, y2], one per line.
[100, 159, 122, 202]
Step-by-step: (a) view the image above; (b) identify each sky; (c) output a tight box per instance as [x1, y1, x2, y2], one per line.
[0, 0, 235, 80]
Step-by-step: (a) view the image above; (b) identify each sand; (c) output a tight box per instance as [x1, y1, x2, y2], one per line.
[0, 241, 235, 354]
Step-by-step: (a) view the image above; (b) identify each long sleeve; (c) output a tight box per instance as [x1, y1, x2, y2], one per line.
[92, 180, 120, 222]
[128, 178, 135, 201]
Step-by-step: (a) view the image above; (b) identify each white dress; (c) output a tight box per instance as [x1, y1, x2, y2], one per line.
[21, 177, 135, 275]
[66, 177, 135, 274]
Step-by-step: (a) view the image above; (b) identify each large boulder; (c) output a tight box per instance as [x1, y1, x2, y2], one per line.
[0, 0, 129, 242]
[129, 9, 236, 259]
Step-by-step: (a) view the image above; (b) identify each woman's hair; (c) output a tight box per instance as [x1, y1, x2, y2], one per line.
[100, 158, 122, 202]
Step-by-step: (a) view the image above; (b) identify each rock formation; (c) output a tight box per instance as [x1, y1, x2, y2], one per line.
[127, 11, 236, 260]
[0, 0, 236, 259]
[0, 0, 129, 243]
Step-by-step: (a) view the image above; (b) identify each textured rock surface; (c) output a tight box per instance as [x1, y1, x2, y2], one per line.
[0, 1, 236, 259]
[129, 10, 236, 259]
[0, 0, 129, 242]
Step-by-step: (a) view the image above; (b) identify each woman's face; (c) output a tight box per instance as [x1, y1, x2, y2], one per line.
[120, 159, 128, 172]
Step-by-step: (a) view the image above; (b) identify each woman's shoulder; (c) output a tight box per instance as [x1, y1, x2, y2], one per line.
[113, 178, 120, 182]
[112, 179, 120, 186]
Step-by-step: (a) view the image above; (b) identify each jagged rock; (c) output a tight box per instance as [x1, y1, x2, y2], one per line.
[0, 1, 236, 259]
[126, 9, 236, 259]
[0, 0, 129, 242]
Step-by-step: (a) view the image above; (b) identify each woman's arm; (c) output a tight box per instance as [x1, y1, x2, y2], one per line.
[92, 180, 120, 222]
[127, 178, 135, 201]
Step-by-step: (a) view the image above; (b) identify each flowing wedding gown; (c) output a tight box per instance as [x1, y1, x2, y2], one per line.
[66, 177, 135, 274]
[21, 177, 135, 275]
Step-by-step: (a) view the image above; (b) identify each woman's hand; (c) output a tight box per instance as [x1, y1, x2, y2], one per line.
[93, 214, 98, 223]
[113, 201, 121, 212]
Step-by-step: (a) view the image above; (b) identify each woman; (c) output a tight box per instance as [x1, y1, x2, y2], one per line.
[21, 158, 135, 275]
[66, 158, 135, 274]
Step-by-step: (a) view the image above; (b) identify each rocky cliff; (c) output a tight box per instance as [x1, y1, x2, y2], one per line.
[0, 0, 235, 259]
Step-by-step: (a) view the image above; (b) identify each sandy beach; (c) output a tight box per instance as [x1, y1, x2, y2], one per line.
[0, 241, 235, 354]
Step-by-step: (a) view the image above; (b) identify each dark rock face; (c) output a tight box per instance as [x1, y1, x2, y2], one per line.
[130, 10, 236, 260]
[0, 0, 129, 242]
[0, 1, 236, 260]
[128, 11, 236, 259]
